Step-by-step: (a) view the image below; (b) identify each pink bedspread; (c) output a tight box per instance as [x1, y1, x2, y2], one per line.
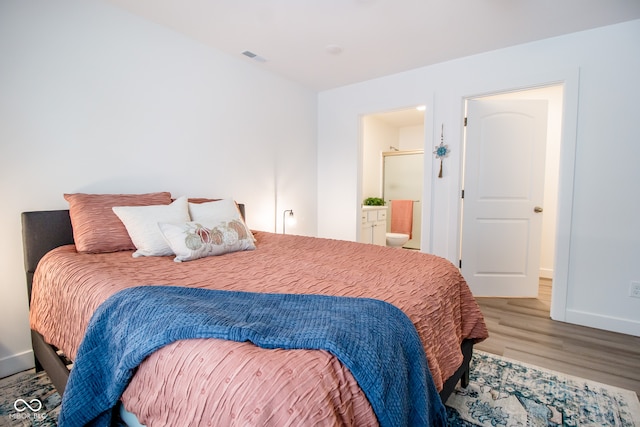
[30, 231, 487, 426]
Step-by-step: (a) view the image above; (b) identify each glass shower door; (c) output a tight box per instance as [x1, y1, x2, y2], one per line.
[383, 151, 423, 249]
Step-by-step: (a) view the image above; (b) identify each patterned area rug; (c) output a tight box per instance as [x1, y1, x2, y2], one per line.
[0, 369, 59, 427]
[1, 350, 638, 426]
[447, 351, 640, 426]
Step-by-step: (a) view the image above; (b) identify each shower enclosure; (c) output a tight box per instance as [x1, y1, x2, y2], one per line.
[382, 150, 423, 250]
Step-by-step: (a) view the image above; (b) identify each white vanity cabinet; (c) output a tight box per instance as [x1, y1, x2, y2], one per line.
[360, 206, 387, 246]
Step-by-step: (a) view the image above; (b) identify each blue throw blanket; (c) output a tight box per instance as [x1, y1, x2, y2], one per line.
[58, 286, 446, 426]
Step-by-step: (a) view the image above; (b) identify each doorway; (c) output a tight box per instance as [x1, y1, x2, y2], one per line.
[360, 107, 425, 249]
[460, 85, 563, 298]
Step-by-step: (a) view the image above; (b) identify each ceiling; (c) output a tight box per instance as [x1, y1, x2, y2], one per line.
[105, 0, 640, 91]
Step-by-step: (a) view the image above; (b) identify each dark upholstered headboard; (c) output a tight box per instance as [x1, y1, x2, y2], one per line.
[22, 210, 74, 304]
[21, 204, 245, 304]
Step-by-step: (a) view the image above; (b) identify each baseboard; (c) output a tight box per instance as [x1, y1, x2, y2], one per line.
[565, 309, 640, 337]
[0, 350, 35, 379]
[539, 268, 553, 279]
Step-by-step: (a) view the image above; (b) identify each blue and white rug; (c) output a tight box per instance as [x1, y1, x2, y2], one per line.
[446, 351, 640, 426]
[1, 350, 638, 426]
[0, 369, 59, 427]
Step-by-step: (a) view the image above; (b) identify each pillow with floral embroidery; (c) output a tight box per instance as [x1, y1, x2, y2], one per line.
[158, 219, 255, 262]
[188, 198, 254, 239]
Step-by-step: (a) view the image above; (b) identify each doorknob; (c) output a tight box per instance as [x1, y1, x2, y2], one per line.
[534, 206, 543, 213]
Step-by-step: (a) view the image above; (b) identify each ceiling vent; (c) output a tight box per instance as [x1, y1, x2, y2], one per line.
[242, 50, 267, 63]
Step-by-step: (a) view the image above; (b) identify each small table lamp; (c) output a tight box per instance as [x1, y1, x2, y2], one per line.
[283, 209, 294, 234]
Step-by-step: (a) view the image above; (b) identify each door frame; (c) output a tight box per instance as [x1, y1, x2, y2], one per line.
[455, 69, 580, 322]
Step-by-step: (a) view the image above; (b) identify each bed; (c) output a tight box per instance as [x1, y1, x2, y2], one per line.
[22, 193, 488, 426]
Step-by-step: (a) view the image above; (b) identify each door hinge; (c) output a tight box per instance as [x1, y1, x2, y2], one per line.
[464, 117, 467, 126]
[459, 259, 462, 268]
[461, 189, 465, 199]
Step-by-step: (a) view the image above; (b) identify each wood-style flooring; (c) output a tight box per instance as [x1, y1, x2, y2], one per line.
[475, 279, 640, 397]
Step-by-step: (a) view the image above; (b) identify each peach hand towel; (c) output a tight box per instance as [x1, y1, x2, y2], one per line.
[391, 200, 413, 239]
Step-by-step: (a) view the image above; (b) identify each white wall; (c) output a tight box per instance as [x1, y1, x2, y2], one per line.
[318, 20, 640, 336]
[0, 0, 317, 376]
[398, 125, 424, 151]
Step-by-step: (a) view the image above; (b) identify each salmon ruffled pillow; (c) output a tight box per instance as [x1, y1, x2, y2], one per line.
[64, 192, 172, 253]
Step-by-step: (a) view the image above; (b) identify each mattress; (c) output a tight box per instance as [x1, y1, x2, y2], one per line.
[30, 231, 488, 426]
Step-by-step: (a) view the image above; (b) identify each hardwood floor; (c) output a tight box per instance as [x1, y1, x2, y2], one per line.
[474, 279, 640, 397]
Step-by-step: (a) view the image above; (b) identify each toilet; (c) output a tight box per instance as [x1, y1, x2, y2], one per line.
[386, 232, 409, 248]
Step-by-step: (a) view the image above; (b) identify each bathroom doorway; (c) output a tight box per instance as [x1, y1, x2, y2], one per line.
[360, 107, 425, 250]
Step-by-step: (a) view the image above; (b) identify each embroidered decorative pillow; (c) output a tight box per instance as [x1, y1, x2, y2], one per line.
[112, 196, 190, 258]
[64, 192, 173, 253]
[159, 219, 256, 262]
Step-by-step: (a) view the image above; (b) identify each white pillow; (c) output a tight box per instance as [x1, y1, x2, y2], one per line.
[189, 198, 255, 242]
[113, 196, 190, 257]
[188, 199, 243, 227]
[159, 219, 256, 262]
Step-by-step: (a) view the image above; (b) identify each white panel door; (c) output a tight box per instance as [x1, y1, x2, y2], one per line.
[461, 100, 548, 297]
